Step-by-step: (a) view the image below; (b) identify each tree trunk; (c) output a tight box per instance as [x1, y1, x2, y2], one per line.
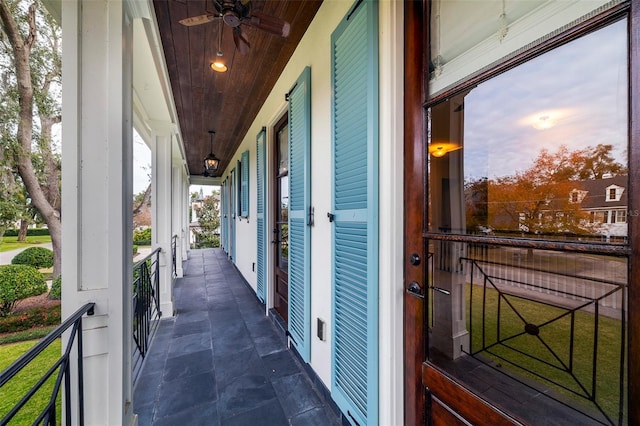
[17, 219, 28, 242]
[0, 0, 62, 278]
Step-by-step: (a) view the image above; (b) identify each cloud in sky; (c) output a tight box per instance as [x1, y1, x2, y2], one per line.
[463, 19, 627, 180]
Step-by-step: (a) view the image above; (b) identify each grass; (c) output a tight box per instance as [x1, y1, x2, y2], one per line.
[0, 339, 62, 425]
[466, 283, 626, 422]
[0, 236, 52, 253]
[0, 326, 57, 345]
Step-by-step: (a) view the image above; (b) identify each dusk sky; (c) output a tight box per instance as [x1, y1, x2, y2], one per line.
[463, 18, 627, 181]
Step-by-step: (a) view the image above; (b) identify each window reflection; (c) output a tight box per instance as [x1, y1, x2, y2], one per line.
[429, 19, 628, 244]
[426, 18, 629, 424]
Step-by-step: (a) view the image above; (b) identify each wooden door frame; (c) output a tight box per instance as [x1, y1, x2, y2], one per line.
[403, 1, 427, 425]
[403, 0, 640, 424]
[271, 112, 289, 323]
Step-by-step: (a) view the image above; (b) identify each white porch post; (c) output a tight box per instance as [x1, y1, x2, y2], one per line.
[61, 0, 134, 424]
[151, 123, 176, 317]
[172, 164, 185, 277]
[182, 179, 190, 259]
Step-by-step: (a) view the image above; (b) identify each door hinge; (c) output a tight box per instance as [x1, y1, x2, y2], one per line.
[327, 212, 335, 222]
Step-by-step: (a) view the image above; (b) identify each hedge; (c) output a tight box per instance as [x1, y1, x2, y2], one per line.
[0, 265, 48, 316]
[11, 247, 54, 269]
[133, 228, 152, 246]
[0, 305, 61, 333]
[49, 275, 61, 300]
[3, 228, 50, 237]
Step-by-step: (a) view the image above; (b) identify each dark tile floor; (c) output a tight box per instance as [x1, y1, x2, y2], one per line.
[133, 249, 341, 426]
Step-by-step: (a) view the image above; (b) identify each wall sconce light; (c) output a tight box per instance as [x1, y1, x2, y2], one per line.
[204, 130, 220, 174]
[429, 142, 461, 158]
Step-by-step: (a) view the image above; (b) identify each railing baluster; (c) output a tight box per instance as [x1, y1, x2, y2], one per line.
[132, 248, 162, 383]
[0, 303, 94, 425]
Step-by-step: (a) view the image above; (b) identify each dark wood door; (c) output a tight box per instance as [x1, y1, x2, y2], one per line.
[404, 2, 636, 426]
[273, 114, 289, 322]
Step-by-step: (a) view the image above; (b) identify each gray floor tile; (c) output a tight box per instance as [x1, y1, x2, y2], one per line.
[155, 371, 217, 418]
[272, 373, 324, 418]
[163, 349, 214, 382]
[153, 401, 219, 426]
[220, 398, 287, 426]
[217, 374, 277, 419]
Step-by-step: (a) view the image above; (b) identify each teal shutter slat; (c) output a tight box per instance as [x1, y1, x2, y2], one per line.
[287, 67, 312, 362]
[241, 150, 250, 217]
[331, 1, 378, 425]
[256, 129, 266, 303]
[230, 168, 236, 262]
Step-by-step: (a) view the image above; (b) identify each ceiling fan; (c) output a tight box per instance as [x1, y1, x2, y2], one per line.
[178, 0, 291, 54]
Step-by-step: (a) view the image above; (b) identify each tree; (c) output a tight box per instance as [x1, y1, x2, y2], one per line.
[0, 0, 62, 277]
[193, 192, 220, 248]
[487, 145, 597, 236]
[133, 183, 152, 228]
[576, 143, 626, 179]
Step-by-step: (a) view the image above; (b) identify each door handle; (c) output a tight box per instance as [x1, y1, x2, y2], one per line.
[406, 281, 424, 299]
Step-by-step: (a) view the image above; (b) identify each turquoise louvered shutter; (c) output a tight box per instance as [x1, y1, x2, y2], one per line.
[256, 129, 266, 303]
[230, 168, 237, 262]
[220, 181, 226, 252]
[330, 1, 379, 425]
[241, 150, 250, 217]
[288, 67, 312, 362]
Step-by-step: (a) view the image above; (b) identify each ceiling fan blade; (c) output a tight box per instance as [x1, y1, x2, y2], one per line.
[179, 13, 217, 27]
[233, 27, 251, 55]
[248, 12, 290, 37]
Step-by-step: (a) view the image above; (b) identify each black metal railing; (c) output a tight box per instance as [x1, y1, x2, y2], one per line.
[0, 302, 95, 425]
[171, 235, 178, 278]
[132, 248, 161, 382]
[460, 249, 627, 425]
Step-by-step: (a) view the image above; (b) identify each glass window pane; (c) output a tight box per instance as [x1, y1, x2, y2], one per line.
[278, 123, 289, 175]
[429, 0, 624, 96]
[426, 18, 629, 425]
[428, 19, 628, 244]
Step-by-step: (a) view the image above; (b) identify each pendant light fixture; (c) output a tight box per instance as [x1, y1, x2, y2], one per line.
[211, 17, 228, 72]
[204, 130, 220, 174]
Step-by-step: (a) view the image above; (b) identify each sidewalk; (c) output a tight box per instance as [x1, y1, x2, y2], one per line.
[0, 243, 53, 265]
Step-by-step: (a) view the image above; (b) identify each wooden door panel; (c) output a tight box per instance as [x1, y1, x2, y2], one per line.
[423, 363, 522, 426]
[430, 396, 471, 426]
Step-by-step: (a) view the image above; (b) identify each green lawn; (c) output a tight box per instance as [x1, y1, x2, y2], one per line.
[466, 283, 626, 422]
[0, 236, 52, 253]
[0, 339, 62, 425]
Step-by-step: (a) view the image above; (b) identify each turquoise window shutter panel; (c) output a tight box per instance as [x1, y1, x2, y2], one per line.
[256, 129, 266, 303]
[241, 150, 250, 217]
[287, 66, 312, 362]
[330, 1, 379, 425]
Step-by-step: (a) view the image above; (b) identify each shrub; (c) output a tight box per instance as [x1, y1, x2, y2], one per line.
[3, 228, 50, 237]
[133, 227, 152, 246]
[0, 305, 61, 333]
[11, 247, 54, 269]
[0, 265, 48, 316]
[49, 275, 61, 300]
[133, 245, 139, 255]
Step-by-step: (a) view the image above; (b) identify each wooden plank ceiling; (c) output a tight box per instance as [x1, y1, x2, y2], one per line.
[153, 0, 323, 177]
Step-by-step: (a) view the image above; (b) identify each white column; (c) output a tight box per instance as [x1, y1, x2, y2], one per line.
[61, 1, 134, 424]
[172, 164, 184, 277]
[150, 122, 175, 317]
[182, 179, 190, 259]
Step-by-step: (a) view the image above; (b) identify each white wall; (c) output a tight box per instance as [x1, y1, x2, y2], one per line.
[221, 1, 404, 424]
